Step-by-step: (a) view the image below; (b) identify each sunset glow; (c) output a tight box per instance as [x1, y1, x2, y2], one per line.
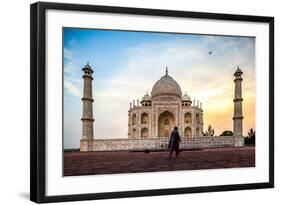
[63, 28, 255, 148]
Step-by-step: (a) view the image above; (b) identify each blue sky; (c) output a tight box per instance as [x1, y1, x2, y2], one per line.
[63, 28, 255, 149]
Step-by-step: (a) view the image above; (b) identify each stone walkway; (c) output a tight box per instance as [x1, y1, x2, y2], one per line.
[64, 146, 255, 176]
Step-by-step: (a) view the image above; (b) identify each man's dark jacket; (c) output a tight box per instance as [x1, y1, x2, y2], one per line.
[168, 130, 181, 150]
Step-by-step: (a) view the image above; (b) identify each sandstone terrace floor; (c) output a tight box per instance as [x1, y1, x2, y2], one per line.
[64, 146, 255, 176]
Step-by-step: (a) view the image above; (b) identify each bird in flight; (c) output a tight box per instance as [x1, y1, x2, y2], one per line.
[208, 50, 213, 55]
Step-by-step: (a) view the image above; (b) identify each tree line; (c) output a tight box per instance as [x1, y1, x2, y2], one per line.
[202, 125, 255, 145]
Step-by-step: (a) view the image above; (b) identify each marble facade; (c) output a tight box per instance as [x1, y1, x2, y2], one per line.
[80, 64, 244, 152]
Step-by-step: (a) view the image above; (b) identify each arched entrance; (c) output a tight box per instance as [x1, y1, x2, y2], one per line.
[184, 127, 192, 137]
[132, 128, 137, 138]
[141, 128, 149, 138]
[158, 111, 175, 137]
[184, 112, 192, 123]
[141, 113, 149, 124]
[196, 127, 200, 136]
[132, 114, 137, 125]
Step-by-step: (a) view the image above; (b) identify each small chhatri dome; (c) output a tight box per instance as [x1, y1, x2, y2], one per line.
[151, 66, 182, 99]
[82, 61, 93, 72]
[142, 92, 151, 101]
[234, 66, 243, 76]
[182, 92, 191, 102]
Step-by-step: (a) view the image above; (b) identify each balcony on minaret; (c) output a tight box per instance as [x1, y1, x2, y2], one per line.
[234, 66, 243, 79]
[82, 62, 93, 79]
[233, 66, 243, 101]
[82, 62, 94, 101]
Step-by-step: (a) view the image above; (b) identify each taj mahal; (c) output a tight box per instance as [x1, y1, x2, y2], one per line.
[80, 63, 244, 152]
[128, 67, 203, 139]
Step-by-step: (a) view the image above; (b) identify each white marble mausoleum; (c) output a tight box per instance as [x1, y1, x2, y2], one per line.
[128, 67, 203, 139]
[80, 64, 244, 152]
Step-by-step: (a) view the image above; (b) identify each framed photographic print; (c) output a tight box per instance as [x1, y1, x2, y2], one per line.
[30, 2, 274, 203]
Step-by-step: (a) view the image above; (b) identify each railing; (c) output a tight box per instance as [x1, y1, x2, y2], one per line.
[92, 135, 242, 151]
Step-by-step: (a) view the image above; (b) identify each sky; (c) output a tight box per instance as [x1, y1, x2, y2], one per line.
[63, 28, 255, 149]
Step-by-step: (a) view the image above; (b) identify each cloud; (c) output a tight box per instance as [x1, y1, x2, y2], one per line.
[91, 36, 255, 139]
[63, 33, 255, 148]
[64, 80, 81, 97]
[64, 48, 80, 76]
[63, 47, 83, 98]
[64, 48, 74, 61]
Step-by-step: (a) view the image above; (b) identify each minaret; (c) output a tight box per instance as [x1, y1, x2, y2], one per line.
[80, 62, 94, 152]
[233, 66, 244, 137]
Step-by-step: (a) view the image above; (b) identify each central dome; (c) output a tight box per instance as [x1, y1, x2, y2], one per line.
[151, 72, 182, 99]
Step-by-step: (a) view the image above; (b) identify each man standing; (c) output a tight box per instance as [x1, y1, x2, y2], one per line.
[168, 127, 181, 158]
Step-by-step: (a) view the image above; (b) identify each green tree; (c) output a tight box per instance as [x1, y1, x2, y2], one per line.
[219, 130, 233, 136]
[203, 125, 215, 136]
[248, 128, 255, 138]
[244, 128, 255, 145]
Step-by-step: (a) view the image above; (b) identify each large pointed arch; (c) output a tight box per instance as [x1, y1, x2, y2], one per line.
[158, 111, 175, 137]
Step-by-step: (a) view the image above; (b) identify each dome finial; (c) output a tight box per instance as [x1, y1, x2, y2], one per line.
[165, 65, 168, 76]
[234, 65, 243, 76]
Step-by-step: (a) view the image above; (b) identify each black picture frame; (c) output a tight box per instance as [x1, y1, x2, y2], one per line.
[30, 1, 274, 203]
